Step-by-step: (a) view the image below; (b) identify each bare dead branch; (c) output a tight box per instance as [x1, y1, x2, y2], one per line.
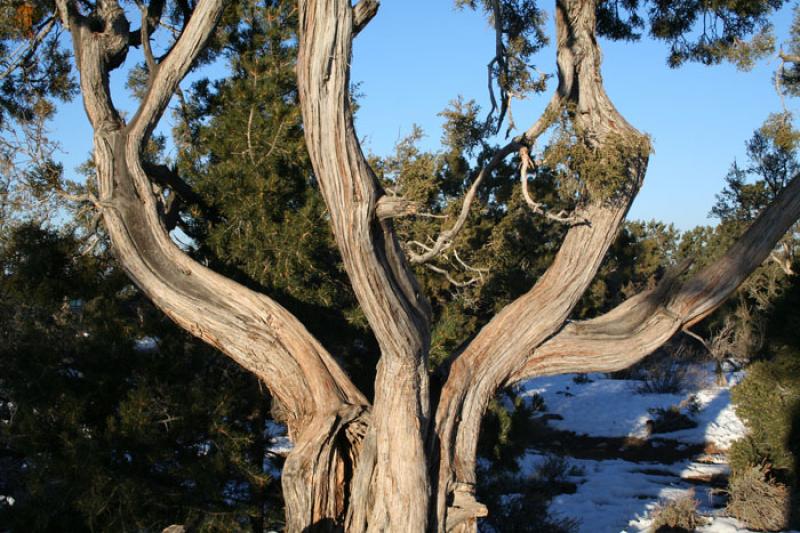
[353, 0, 380, 36]
[375, 195, 419, 219]
[409, 95, 563, 266]
[56, 189, 102, 209]
[681, 326, 712, 352]
[519, 146, 587, 225]
[425, 263, 481, 288]
[769, 247, 795, 275]
[246, 104, 257, 165]
[453, 249, 489, 279]
[0, 17, 56, 84]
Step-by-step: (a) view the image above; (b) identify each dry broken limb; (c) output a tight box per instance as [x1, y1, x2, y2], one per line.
[51, 0, 800, 531]
[406, 93, 562, 265]
[519, 145, 587, 225]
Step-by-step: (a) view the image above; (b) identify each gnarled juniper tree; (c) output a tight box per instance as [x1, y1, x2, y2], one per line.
[17, 0, 800, 530]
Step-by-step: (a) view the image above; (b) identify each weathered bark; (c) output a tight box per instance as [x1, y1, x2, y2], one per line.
[58, 1, 369, 529]
[433, 0, 649, 529]
[297, 1, 432, 530]
[56, 0, 800, 531]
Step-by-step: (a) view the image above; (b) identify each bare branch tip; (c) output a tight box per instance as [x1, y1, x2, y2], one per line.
[353, 0, 380, 36]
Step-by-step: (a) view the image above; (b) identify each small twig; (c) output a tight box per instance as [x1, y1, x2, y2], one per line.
[246, 105, 256, 165]
[407, 141, 519, 264]
[681, 326, 712, 352]
[57, 190, 103, 209]
[0, 17, 56, 84]
[409, 240, 434, 253]
[256, 116, 287, 165]
[407, 95, 562, 265]
[425, 263, 481, 288]
[519, 146, 587, 225]
[769, 249, 795, 276]
[453, 249, 489, 280]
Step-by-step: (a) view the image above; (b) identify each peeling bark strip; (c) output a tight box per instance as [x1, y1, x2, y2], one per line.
[56, 0, 800, 531]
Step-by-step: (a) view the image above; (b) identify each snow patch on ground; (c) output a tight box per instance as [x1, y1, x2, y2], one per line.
[511, 366, 799, 532]
[515, 366, 746, 449]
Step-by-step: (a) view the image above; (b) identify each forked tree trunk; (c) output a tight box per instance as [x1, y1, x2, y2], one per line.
[56, 0, 800, 531]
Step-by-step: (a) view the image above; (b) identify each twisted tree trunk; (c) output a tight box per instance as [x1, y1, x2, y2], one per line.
[55, 0, 800, 531]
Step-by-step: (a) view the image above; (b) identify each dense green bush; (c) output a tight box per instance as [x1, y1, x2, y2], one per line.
[729, 346, 800, 478]
[728, 275, 800, 528]
[477, 455, 580, 533]
[0, 224, 283, 532]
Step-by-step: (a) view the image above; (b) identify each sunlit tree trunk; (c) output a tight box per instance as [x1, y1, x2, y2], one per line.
[55, 0, 800, 531]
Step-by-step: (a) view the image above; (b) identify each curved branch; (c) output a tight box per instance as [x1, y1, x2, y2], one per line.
[127, 0, 223, 142]
[65, 0, 367, 444]
[520, 146, 587, 225]
[63, 2, 372, 527]
[508, 171, 800, 383]
[433, 0, 650, 528]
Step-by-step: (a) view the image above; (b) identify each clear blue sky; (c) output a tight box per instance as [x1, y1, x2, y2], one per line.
[50, 1, 796, 231]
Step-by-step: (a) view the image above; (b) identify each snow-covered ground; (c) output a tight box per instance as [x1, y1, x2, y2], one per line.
[515, 367, 745, 447]
[513, 366, 799, 533]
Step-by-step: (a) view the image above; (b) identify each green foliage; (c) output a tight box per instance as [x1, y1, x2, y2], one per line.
[478, 392, 546, 469]
[712, 113, 800, 225]
[622, 0, 783, 67]
[175, 0, 377, 394]
[0, 1, 75, 124]
[0, 1, 76, 223]
[459, 0, 785, 68]
[729, 349, 800, 477]
[544, 115, 652, 203]
[477, 454, 580, 533]
[0, 223, 282, 531]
